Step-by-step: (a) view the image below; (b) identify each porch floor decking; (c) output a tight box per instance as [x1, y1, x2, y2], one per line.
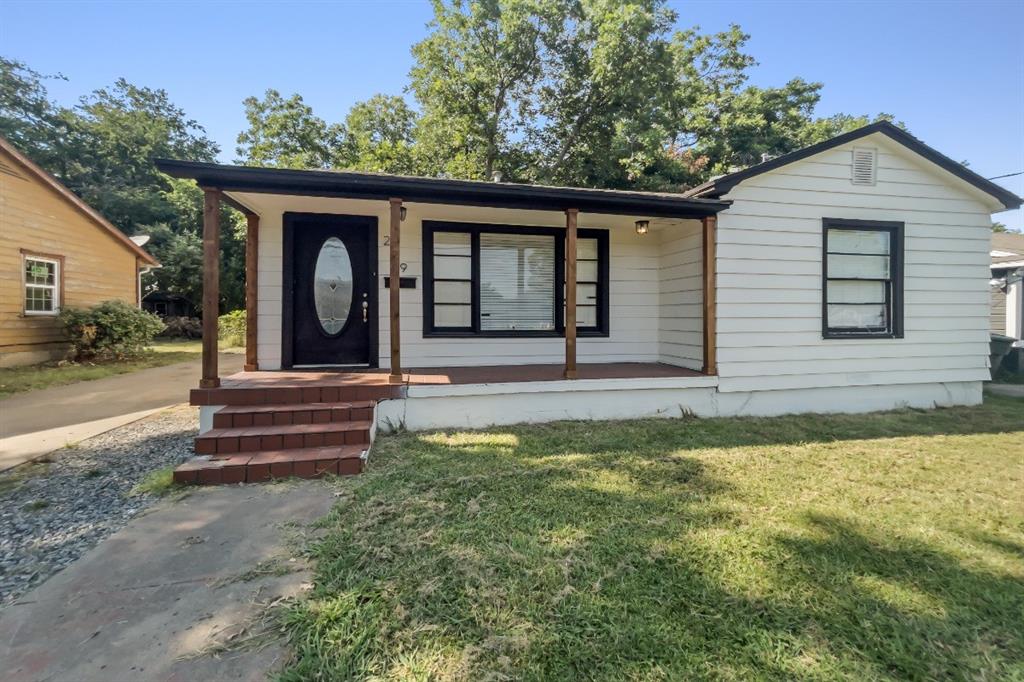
[218, 362, 703, 389]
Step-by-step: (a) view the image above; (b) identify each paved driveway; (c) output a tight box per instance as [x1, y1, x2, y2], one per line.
[0, 481, 334, 682]
[0, 353, 243, 470]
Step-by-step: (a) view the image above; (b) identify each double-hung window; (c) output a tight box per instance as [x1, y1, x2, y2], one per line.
[822, 218, 903, 338]
[23, 254, 61, 315]
[424, 221, 609, 337]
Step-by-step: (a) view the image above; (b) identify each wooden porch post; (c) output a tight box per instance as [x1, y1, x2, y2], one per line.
[244, 211, 259, 371]
[564, 208, 579, 379]
[701, 214, 717, 376]
[389, 198, 402, 381]
[200, 188, 221, 388]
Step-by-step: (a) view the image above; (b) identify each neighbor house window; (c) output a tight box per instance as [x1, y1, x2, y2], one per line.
[822, 218, 903, 338]
[424, 221, 609, 337]
[23, 255, 61, 315]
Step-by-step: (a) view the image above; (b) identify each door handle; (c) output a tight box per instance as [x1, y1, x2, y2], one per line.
[362, 300, 368, 322]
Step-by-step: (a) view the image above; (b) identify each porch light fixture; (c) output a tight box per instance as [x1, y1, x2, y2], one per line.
[634, 220, 649, 235]
[400, 206, 407, 221]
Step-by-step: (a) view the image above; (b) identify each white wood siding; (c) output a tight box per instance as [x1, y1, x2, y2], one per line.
[714, 133, 994, 393]
[658, 220, 703, 370]
[243, 195, 664, 369]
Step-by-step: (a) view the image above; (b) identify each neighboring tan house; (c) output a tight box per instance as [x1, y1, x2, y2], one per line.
[990, 231, 1024, 340]
[0, 136, 158, 367]
[155, 121, 1022, 485]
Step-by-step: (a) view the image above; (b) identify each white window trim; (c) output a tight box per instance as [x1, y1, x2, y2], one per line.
[23, 254, 61, 316]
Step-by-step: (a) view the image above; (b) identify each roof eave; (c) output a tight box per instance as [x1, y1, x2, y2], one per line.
[680, 122, 1023, 211]
[154, 159, 731, 220]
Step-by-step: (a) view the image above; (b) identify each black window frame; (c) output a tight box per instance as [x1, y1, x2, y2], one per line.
[822, 217, 904, 340]
[423, 220, 610, 338]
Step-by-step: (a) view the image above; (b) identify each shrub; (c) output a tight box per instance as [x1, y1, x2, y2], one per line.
[59, 300, 164, 361]
[159, 316, 202, 338]
[218, 310, 246, 348]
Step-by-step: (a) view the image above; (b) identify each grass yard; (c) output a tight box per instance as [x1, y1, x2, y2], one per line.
[0, 339, 237, 398]
[283, 396, 1024, 681]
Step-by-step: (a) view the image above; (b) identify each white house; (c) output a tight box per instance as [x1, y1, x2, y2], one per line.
[156, 122, 1022, 485]
[990, 231, 1024, 340]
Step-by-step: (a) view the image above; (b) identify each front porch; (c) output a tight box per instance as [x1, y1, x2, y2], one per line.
[154, 160, 729, 484]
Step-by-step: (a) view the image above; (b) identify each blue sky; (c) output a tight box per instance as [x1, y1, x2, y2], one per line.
[4, 0, 1023, 228]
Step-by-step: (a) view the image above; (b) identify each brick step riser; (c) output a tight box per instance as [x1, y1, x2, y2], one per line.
[213, 407, 373, 429]
[178, 457, 364, 485]
[192, 386, 400, 407]
[195, 430, 370, 456]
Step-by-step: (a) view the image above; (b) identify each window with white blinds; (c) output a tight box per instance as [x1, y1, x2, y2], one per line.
[424, 223, 609, 337]
[822, 219, 903, 338]
[480, 233, 555, 331]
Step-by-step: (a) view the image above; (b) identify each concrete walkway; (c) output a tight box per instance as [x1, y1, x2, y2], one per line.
[0, 481, 334, 682]
[0, 352, 243, 471]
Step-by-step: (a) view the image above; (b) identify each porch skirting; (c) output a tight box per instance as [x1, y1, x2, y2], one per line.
[197, 377, 982, 435]
[373, 379, 982, 432]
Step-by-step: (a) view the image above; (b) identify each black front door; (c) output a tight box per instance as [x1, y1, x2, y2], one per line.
[284, 213, 377, 367]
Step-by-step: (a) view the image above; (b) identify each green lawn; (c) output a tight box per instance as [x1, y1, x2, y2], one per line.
[282, 396, 1024, 681]
[0, 339, 206, 398]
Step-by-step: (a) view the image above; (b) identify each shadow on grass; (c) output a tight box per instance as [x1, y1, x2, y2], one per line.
[280, 400, 1024, 680]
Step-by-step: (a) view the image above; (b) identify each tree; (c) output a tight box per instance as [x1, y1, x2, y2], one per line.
[235, 89, 338, 168]
[410, 0, 552, 179]
[66, 79, 221, 232]
[0, 57, 77, 175]
[337, 94, 418, 174]
[528, 0, 678, 187]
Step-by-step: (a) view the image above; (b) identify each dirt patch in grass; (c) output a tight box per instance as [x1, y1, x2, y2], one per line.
[281, 396, 1024, 680]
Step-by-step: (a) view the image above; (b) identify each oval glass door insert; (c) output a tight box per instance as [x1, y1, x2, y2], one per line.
[313, 237, 353, 335]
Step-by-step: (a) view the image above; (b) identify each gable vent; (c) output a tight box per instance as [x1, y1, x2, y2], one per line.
[851, 147, 877, 186]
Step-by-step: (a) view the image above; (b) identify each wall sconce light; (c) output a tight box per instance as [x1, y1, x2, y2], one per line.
[400, 206, 407, 221]
[634, 220, 649, 235]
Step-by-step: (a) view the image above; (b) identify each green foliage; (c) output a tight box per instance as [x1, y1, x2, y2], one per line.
[59, 300, 164, 361]
[236, 89, 339, 168]
[410, 0, 553, 179]
[66, 79, 221, 230]
[218, 309, 246, 348]
[129, 466, 178, 497]
[338, 94, 418, 174]
[0, 56, 72, 172]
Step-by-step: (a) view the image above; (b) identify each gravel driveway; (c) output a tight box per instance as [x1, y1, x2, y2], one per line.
[0, 405, 196, 605]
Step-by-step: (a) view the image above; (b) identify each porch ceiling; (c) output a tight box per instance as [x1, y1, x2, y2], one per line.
[154, 159, 729, 219]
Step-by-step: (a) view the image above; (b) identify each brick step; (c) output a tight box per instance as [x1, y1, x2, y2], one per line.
[174, 446, 366, 485]
[195, 420, 372, 455]
[212, 401, 375, 429]
[191, 383, 401, 407]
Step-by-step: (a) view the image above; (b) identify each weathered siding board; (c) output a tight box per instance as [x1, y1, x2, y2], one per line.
[658, 221, 704, 370]
[991, 286, 1007, 335]
[714, 134, 993, 392]
[0, 147, 140, 365]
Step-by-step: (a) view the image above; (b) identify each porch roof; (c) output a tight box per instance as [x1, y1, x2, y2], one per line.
[154, 159, 730, 219]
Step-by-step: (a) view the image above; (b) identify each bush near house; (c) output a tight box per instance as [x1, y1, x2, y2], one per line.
[59, 300, 164, 361]
[218, 310, 246, 348]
